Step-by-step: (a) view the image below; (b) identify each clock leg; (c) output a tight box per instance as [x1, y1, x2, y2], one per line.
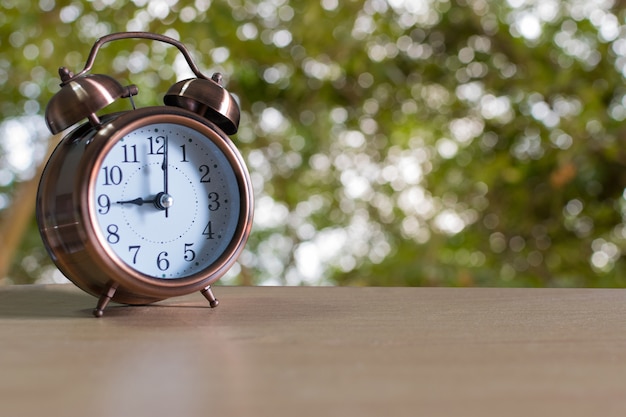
[201, 286, 219, 308]
[93, 283, 119, 318]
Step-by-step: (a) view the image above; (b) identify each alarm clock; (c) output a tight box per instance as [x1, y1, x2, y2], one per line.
[36, 32, 254, 317]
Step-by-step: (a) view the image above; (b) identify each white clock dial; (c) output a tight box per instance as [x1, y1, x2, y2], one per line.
[92, 122, 241, 279]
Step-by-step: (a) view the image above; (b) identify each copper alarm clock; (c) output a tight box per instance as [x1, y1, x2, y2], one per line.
[36, 32, 254, 317]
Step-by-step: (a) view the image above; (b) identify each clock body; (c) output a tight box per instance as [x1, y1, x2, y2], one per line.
[36, 106, 254, 306]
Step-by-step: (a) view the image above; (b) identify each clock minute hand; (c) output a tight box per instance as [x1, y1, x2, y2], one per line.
[161, 135, 169, 218]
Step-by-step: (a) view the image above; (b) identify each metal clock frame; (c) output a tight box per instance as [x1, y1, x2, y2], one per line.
[37, 107, 254, 316]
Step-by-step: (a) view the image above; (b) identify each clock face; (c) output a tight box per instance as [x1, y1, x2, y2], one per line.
[91, 121, 241, 280]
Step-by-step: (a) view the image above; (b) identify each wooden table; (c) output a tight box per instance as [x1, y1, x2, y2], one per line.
[1, 284, 626, 417]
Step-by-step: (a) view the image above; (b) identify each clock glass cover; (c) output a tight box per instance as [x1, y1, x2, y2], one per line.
[91, 121, 241, 279]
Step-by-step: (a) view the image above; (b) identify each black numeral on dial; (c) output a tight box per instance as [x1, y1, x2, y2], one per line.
[102, 166, 123, 186]
[97, 194, 111, 214]
[208, 192, 220, 211]
[107, 224, 120, 244]
[157, 251, 169, 271]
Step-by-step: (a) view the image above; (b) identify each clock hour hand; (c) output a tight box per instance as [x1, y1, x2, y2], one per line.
[116, 192, 173, 211]
[116, 197, 153, 206]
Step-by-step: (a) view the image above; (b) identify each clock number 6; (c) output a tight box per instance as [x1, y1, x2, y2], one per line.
[157, 251, 170, 271]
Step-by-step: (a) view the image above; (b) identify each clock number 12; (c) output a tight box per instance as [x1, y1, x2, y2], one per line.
[147, 136, 166, 155]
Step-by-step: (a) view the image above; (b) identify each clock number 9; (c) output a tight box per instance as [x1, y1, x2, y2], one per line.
[97, 194, 111, 214]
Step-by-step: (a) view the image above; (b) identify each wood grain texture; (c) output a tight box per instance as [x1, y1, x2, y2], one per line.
[1, 284, 626, 417]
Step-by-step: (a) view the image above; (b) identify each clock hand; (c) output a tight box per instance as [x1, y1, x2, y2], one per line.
[116, 193, 174, 211]
[162, 135, 169, 218]
[116, 197, 153, 206]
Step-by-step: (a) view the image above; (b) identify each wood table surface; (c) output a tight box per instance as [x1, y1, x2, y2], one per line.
[1, 284, 626, 417]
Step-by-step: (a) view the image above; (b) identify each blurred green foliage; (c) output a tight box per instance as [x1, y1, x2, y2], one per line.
[2, 0, 626, 287]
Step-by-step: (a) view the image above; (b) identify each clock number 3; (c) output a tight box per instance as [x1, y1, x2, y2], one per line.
[208, 192, 220, 211]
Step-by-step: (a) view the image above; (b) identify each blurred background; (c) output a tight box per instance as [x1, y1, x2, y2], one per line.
[2, 0, 626, 287]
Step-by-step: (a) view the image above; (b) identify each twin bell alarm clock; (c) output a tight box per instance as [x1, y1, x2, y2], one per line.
[36, 32, 254, 317]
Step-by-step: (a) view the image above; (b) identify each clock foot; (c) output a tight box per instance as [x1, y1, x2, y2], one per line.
[201, 286, 219, 308]
[93, 283, 119, 317]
